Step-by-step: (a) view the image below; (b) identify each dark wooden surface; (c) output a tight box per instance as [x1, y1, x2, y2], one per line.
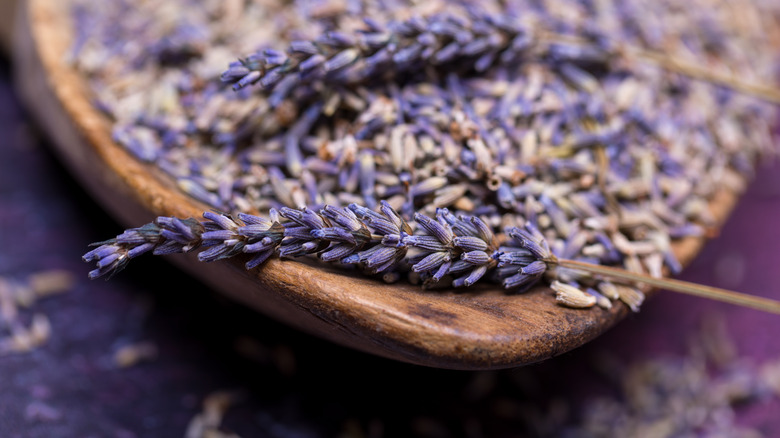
[1, 57, 780, 436]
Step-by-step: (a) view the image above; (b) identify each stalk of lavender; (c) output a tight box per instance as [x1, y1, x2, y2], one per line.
[220, 11, 550, 99]
[551, 258, 780, 315]
[82, 218, 204, 279]
[222, 11, 780, 105]
[83, 204, 780, 315]
[83, 202, 504, 289]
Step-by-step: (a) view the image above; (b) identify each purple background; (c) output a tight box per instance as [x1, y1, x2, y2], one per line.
[1, 58, 779, 436]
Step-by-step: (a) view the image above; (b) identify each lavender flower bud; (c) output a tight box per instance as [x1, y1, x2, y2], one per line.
[551, 281, 597, 308]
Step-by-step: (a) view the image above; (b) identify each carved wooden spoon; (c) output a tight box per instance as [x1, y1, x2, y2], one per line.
[10, 0, 762, 369]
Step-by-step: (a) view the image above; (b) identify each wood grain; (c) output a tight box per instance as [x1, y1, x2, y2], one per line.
[13, 0, 745, 369]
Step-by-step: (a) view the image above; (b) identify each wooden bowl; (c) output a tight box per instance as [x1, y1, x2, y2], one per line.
[12, 0, 743, 369]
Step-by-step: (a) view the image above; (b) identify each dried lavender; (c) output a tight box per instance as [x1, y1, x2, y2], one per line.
[184, 390, 245, 438]
[113, 341, 158, 368]
[83, 204, 780, 314]
[83, 203, 534, 292]
[221, 11, 541, 95]
[72, 0, 780, 312]
[179, 321, 780, 437]
[562, 319, 780, 438]
[0, 270, 74, 356]
[222, 9, 780, 105]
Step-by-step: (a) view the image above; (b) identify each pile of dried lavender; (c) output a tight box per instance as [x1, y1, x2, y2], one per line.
[74, 0, 780, 309]
[176, 319, 780, 437]
[565, 324, 780, 437]
[0, 270, 74, 356]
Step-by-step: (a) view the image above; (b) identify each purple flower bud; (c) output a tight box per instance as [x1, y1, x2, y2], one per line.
[461, 251, 490, 265]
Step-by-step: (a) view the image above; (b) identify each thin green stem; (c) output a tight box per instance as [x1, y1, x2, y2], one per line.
[554, 258, 780, 315]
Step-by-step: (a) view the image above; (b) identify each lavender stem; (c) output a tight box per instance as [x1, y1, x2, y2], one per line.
[554, 258, 780, 315]
[224, 12, 780, 104]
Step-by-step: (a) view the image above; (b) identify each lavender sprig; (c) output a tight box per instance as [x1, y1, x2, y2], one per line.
[221, 11, 554, 98]
[83, 204, 780, 315]
[222, 8, 780, 107]
[83, 203, 533, 291]
[82, 219, 203, 279]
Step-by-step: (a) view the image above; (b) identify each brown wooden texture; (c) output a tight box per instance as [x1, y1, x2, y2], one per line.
[0, 0, 18, 53]
[13, 0, 744, 369]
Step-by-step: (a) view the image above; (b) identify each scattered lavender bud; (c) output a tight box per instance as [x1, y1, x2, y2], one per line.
[551, 281, 597, 308]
